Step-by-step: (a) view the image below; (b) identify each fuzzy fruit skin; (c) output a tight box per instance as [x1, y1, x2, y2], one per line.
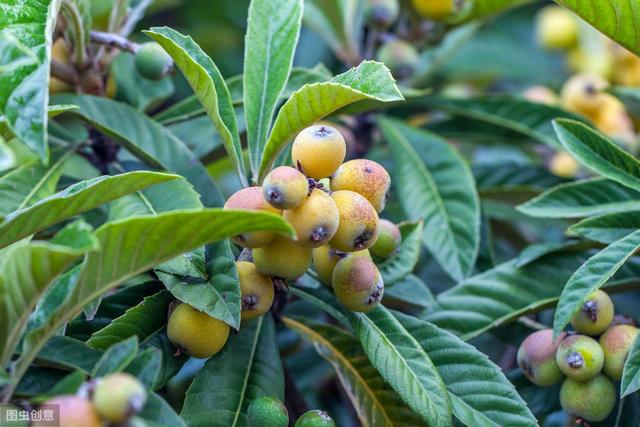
[549, 151, 579, 178]
[248, 396, 289, 427]
[135, 42, 172, 80]
[560, 374, 616, 422]
[376, 39, 419, 80]
[238, 261, 274, 321]
[263, 166, 309, 209]
[43, 395, 101, 427]
[312, 245, 371, 287]
[594, 94, 636, 146]
[330, 190, 380, 252]
[224, 187, 282, 248]
[332, 255, 384, 312]
[556, 335, 604, 382]
[93, 372, 147, 423]
[364, 0, 399, 29]
[295, 410, 336, 427]
[292, 125, 346, 180]
[284, 189, 339, 248]
[167, 303, 230, 358]
[410, 0, 455, 20]
[331, 159, 391, 213]
[370, 219, 401, 258]
[561, 73, 609, 117]
[517, 329, 566, 386]
[535, 6, 578, 50]
[253, 235, 312, 280]
[599, 324, 639, 380]
[570, 290, 615, 336]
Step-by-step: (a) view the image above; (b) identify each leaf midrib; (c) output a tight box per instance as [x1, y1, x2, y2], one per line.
[230, 315, 263, 427]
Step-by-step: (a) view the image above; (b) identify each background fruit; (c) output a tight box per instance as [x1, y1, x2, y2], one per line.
[224, 187, 282, 248]
[559, 374, 616, 422]
[253, 235, 312, 280]
[332, 255, 384, 312]
[248, 396, 289, 427]
[134, 42, 173, 80]
[549, 151, 579, 178]
[312, 246, 371, 287]
[93, 372, 147, 423]
[370, 219, 401, 258]
[555, 335, 604, 381]
[410, 0, 456, 20]
[284, 189, 339, 247]
[291, 125, 346, 180]
[364, 0, 399, 29]
[330, 190, 380, 252]
[238, 261, 275, 320]
[43, 395, 102, 427]
[599, 324, 639, 380]
[331, 159, 391, 212]
[295, 409, 336, 427]
[535, 5, 578, 50]
[262, 166, 309, 209]
[517, 329, 565, 386]
[167, 303, 230, 358]
[376, 39, 419, 80]
[570, 290, 614, 336]
[561, 73, 609, 117]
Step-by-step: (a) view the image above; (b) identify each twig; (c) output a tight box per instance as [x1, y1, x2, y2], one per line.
[90, 31, 139, 53]
[50, 59, 79, 85]
[518, 316, 548, 331]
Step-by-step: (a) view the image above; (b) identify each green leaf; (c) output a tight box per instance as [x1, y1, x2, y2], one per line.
[611, 86, 640, 117]
[181, 316, 284, 427]
[452, 0, 533, 23]
[552, 229, 640, 336]
[621, 334, 640, 397]
[258, 61, 403, 181]
[140, 392, 187, 427]
[244, 0, 302, 177]
[555, 0, 640, 56]
[0, 171, 178, 249]
[518, 178, 640, 219]
[0, 239, 96, 368]
[125, 348, 162, 390]
[0, 0, 60, 162]
[424, 251, 640, 340]
[554, 119, 640, 191]
[0, 151, 70, 217]
[36, 336, 102, 374]
[111, 53, 174, 111]
[144, 27, 246, 185]
[43, 370, 86, 397]
[417, 96, 584, 149]
[92, 336, 139, 377]
[395, 312, 538, 426]
[157, 240, 241, 329]
[88, 291, 173, 350]
[378, 221, 423, 285]
[383, 275, 436, 310]
[379, 117, 480, 281]
[346, 307, 452, 427]
[51, 94, 224, 207]
[11, 209, 293, 391]
[282, 316, 425, 426]
[569, 211, 640, 244]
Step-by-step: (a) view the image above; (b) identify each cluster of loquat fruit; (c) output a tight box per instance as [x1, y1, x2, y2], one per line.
[517, 290, 638, 423]
[166, 124, 402, 361]
[248, 396, 335, 427]
[38, 373, 147, 427]
[524, 5, 639, 178]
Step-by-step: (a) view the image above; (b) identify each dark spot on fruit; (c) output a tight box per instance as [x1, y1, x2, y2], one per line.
[367, 282, 383, 305]
[364, 166, 373, 173]
[310, 226, 329, 243]
[585, 83, 596, 95]
[583, 300, 599, 322]
[315, 126, 331, 137]
[354, 230, 374, 249]
[242, 295, 258, 311]
[567, 352, 585, 369]
[267, 189, 282, 203]
[297, 160, 304, 173]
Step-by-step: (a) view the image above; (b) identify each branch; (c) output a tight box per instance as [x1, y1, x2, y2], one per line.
[90, 31, 139, 53]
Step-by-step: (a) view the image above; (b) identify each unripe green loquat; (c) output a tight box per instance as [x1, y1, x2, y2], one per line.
[331, 159, 391, 213]
[92, 372, 147, 423]
[248, 396, 289, 427]
[291, 125, 346, 180]
[43, 395, 101, 427]
[253, 235, 312, 280]
[312, 245, 371, 287]
[517, 329, 565, 386]
[134, 42, 173, 80]
[167, 303, 230, 358]
[370, 219, 401, 258]
[570, 290, 614, 336]
[224, 186, 282, 248]
[376, 39, 419, 80]
[599, 324, 639, 380]
[238, 261, 274, 321]
[555, 334, 604, 382]
[263, 166, 309, 210]
[364, 0, 399, 29]
[295, 409, 336, 427]
[560, 374, 616, 422]
[535, 5, 579, 50]
[332, 255, 384, 312]
[330, 190, 380, 252]
[284, 189, 339, 248]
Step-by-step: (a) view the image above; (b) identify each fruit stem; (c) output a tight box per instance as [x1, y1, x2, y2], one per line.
[60, 0, 89, 68]
[90, 31, 140, 54]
